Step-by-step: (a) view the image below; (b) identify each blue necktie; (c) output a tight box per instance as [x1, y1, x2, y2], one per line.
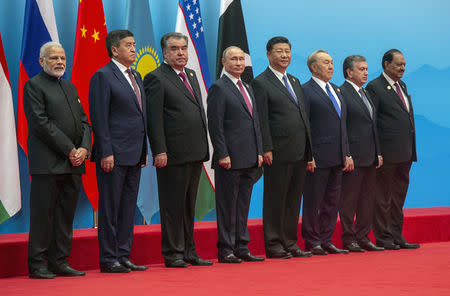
[282, 75, 298, 104]
[325, 84, 341, 117]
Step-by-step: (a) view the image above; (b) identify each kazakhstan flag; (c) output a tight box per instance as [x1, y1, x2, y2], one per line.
[126, 0, 160, 223]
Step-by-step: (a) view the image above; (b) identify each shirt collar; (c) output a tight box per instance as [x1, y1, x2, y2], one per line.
[224, 71, 240, 85]
[268, 65, 286, 81]
[346, 79, 362, 93]
[311, 76, 329, 89]
[382, 71, 397, 86]
[112, 58, 129, 73]
[164, 60, 185, 76]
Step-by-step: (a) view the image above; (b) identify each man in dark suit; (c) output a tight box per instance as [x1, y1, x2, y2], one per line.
[89, 30, 148, 273]
[366, 49, 419, 250]
[339, 55, 384, 252]
[208, 46, 264, 263]
[144, 33, 212, 268]
[252, 36, 312, 259]
[301, 50, 353, 255]
[24, 42, 90, 279]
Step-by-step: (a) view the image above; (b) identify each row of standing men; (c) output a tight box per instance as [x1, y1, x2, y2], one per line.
[23, 30, 418, 279]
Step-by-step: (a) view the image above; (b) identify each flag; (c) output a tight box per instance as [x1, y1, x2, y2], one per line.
[216, 0, 253, 84]
[176, 0, 215, 220]
[0, 34, 21, 224]
[126, 0, 160, 223]
[71, 0, 109, 210]
[17, 0, 59, 155]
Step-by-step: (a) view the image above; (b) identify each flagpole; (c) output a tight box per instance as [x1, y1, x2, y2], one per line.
[93, 210, 98, 228]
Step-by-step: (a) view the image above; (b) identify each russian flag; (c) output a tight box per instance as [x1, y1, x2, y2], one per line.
[17, 0, 59, 155]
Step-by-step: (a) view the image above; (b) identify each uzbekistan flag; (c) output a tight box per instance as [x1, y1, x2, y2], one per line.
[17, 0, 59, 155]
[0, 34, 21, 224]
[176, 0, 215, 220]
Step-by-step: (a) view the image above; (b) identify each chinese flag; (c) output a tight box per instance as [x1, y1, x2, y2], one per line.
[71, 0, 109, 210]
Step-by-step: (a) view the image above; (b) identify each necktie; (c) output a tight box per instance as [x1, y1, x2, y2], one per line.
[282, 75, 298, 104]
[325, 84, 341, 117]
[358, 88, 373, 118]
[237, 80, 253, 116]
[394, 82, 408, 111]
[179, 72, 197, 102]
[125, 69, 142, 110]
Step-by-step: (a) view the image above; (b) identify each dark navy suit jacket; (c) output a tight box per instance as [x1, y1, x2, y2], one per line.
[89, 61, 147, 165]
[207, 74, 263, 170]
[302, 78, 349, 168]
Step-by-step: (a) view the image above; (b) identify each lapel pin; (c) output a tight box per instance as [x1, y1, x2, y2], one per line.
[387, 85, 391, 90]
[78, 99, 81, 103]
[337, 88, 340, 92]
[292, 78, 295, 82]
[189, 72, 194, 77]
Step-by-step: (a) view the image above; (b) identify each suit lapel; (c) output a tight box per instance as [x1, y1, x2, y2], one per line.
[109, 61, 142, 113]
[379, 75, 409, 113]
[344, 81, 371, 119]
[162, 63, 198, 106]
[223, 75, 253, 118]
[265, 68, 298, 107]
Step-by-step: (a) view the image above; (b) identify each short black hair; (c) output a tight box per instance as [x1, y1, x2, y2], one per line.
[382, 49, 403, 69]
[343, 55, 366, 78]
[106, 30, 134, 58]
[160, 32, 188, 51]
[266, 36, 291, 52]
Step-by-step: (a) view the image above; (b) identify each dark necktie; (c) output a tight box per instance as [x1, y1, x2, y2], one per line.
[359, 88, 373, 118]
[125, 69, 142, 110]
[325, 84, 341, 117]
[394, 82, 408, 110]
[282, 75, 298, 104]
[179, 71, 197, 102]
[237, 80, 253, 116]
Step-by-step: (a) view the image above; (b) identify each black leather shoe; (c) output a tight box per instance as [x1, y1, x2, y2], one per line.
[29, 268, 56, 279]
[307, 245, 328, 255]
[266, 250, 293, 259]
[185, 257, 213, 266]
[165, 259, 188, 268]
[218, 254, 242, 263]
[236, 252, 265, 262]
[322, 244, 349, 254]
[120, 260, 149, 271]
[343, 242, 365, 253]
[359, 241, 384, 251]
[378, 242, 400, 250]
[288, 249, 312, 258]
[398, 242, 420, 249]
[100, 262, 131, 273]
[49, 264, 86, 276]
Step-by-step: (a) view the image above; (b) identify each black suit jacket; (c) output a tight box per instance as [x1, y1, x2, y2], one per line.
[252, 68, 312, 163]
[366, 74, 417, 163]
[302, 78, 349, 168]
[144, 63, 209, 166]
[23, 71, 91, 175]
[340, 81, 380, 167]
[207, 75, 263, 170]
[89, 61, 147, 166]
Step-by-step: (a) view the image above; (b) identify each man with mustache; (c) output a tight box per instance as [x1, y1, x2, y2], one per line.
[208, 46, 264, 263]
[366, 49, 419, 250]
[90, 30, 148, 273]
[24, 42, 91, 279]
[301, 50, 353, 255]
[144, 33, 212, 268]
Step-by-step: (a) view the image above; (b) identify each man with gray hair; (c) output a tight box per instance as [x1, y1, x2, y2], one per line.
[339, 55, 384, 252]
[144, 32, 212, 268]
[301, 50, 353, 255]
[24, 41, 91, 278]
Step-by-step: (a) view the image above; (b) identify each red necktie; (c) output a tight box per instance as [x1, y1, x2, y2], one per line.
[179, 72, 197, 102]
[394, 82, 408, 111]
[237, 80, 253, 116]
[126, 69, 142, 110]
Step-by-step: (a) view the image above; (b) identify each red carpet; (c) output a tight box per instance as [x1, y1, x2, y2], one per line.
[1, 207, 449, 278]
[2, 242, 450, 296]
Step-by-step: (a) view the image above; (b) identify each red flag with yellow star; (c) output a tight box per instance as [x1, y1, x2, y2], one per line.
[71, 0, 109, 210]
